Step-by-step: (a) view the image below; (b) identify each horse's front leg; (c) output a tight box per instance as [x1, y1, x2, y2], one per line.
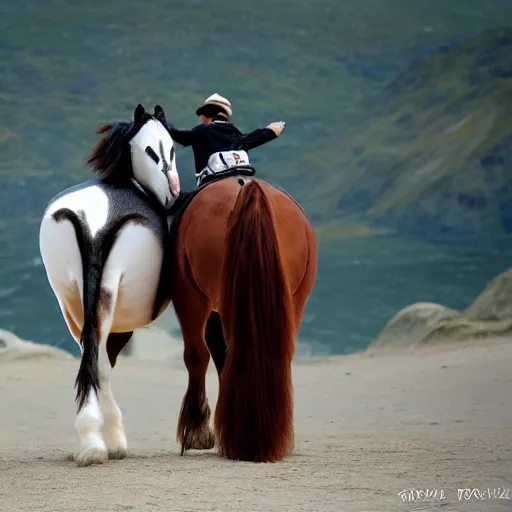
[173, 286, 215, 454]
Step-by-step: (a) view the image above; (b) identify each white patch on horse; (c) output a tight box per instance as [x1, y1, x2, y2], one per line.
[95, 277, 127, 459]
[106, 222, 164, 331]
[39, 205, 86, 318]
[73, 389, 108, 466]
[45, 185, 109, 238]
[98, 379, 127, 460]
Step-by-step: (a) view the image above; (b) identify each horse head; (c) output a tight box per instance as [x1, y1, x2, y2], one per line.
[128, 104, 180, 209]
[86, 104, 181, 210]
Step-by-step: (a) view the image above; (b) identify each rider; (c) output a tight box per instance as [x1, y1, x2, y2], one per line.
[165, 93, 285, 186]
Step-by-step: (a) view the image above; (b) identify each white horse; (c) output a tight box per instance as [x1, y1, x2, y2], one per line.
[39, 104, 180, 467]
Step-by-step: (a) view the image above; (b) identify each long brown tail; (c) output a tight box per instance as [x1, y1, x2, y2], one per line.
[215, 180, 295, 462]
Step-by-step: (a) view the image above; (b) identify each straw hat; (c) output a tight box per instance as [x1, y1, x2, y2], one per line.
[196, 93, 233, 119]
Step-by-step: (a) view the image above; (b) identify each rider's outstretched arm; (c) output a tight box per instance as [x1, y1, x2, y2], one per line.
[241, 121, 285, 151]
[166, 124, 204, 147]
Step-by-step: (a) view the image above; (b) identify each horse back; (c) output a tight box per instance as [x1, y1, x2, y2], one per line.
[175, 177, 314, 303]
[43, 179, 168, 240]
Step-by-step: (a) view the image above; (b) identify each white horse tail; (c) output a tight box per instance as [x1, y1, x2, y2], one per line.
[51, 207, 147, 412]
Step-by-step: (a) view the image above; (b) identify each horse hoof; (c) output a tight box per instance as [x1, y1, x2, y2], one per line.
[187, 427, 215, 450]
[108, 446, 128, 460]
[74, 445, 109, 467]
[104, 429, 128, 460]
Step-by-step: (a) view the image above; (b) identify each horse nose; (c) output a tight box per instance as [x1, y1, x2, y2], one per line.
[167, 170, 180, 197]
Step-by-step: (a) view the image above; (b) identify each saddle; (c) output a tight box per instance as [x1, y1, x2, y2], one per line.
[166, 153, 254, 254]
[195, 150, 255, 187]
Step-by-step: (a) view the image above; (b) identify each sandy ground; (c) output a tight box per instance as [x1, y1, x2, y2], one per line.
[0, 338, 511, 512]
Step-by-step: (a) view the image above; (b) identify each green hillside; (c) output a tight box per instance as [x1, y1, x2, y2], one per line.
[307, 28, 512, 251]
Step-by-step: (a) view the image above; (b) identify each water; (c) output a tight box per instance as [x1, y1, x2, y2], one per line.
[301, 236, 511, 355]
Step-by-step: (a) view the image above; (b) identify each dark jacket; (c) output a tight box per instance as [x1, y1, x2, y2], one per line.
[167, 120, 277, 174]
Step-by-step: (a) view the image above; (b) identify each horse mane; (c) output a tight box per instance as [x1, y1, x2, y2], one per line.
[85, 122, 134, 184]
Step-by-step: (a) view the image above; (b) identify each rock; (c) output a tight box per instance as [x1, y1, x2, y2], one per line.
[367, 302, 459, 354]
[123, 307, 184, 364]
[463, 267, 512, 322]
[0, 329, 75, 362]
[126, 325, 183, 365]
[421, 267, 512, 344]
[368, 264, 512, 353]
[422, 315, 512, 345]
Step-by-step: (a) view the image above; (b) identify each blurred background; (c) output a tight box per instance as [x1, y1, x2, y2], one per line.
[1, 0, 511, 358]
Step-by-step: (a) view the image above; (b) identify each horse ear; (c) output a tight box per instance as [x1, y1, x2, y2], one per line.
[154, 104, 167, 124]
[134, 104, 145, 123]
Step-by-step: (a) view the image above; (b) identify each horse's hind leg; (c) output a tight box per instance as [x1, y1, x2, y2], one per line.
[205, 312, 227, 375]
[73, 277, 123, 466]
[61, 305, 121, 460]
[173, 282, 215, 454]
[95, 331, 133, 460]
[51, 292, 106, 465]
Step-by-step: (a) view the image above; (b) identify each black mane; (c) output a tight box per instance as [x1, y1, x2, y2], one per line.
[86, 122, 135, 184]
[85, 104, 169, 185]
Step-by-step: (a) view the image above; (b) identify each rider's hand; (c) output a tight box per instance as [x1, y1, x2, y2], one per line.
[267, 121, 286, 136]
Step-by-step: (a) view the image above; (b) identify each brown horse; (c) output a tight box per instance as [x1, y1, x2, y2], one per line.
[171, 176, 318, 462]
